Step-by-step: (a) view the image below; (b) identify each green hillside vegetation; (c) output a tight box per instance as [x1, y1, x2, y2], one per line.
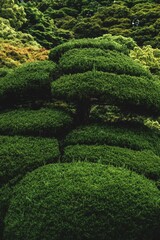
[1, 3, 160, 239]
[0, 0, 158, 49]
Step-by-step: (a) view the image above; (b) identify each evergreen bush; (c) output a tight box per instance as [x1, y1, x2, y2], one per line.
[0, 135, 60, 187]
[49, 38, 127, 62]
[0, 61, 57, 108]
[63, 144, 160, 181]
[4, 163, 160, 240]
[0, 108, 72, 137]
[59, 48, 150, 76]
[51, 71, 160, 116]
[64, 124, 160, 154]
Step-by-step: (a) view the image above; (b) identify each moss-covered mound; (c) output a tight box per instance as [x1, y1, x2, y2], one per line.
[58, 48, 150, 77]
[0, 108, 72, 137]
[0, 135, 60, 186]
[64, 124, 160, 155]
[49, 38, 128, 62]
[63, 145, 160, 181]
[4, 163, 160, 240]
[0, 61, 57, 108]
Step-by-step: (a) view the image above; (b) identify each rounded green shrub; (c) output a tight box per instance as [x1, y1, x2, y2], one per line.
[51, 71, 160, 115]
[64, 124, 160, 155]
[0, 61, 57, 108]
[4, 163, 160, 240]
[0, 135, 60, 186]
[63, 144, 160, 181]
[0, 108, 72, 137]
[58, 48, 150, 76]
[49, 38, 128, 62]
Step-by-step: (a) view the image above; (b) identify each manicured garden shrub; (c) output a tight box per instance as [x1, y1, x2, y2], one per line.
[51, 71, 160, 116]
[63, 144, 160, 181]
[49, 38, 128, 62]
[59, 48, 150, 76]
[0, 60, 57, 108]
[0, 108, 72, 137]
[4, 163, 160, 240]
[0, 135, 60, 186]
[64, 124, 160, 155]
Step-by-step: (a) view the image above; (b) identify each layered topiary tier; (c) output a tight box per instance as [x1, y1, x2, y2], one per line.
[0, 108, 72, 137]
[64, 124, 160, 155]
[0, 61, 57, 108]
[4, 163, 160, 240]
[58, 48, 150, 77]
[49, 38, 128, 62]
[63, 145, 160, 181]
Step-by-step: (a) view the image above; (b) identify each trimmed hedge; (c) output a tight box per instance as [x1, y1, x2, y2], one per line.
[59, 48, 151, 77]
[64, 124, 160, 155]
[49, 38, 128, 62]
[0, 61, 57, 108]
[63, 144, 160, 181]
[51, 71, 160, 115]
[4, 163, 160, 240]
[0, 108, 72, 137]
[0, 135, 60, 186]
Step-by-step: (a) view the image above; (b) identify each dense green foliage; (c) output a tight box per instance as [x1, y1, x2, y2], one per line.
[0, 108, 72, 137]
[64, 124, 160, 155]
[49, 38, 160, 126]
[52, 71, 160, 115]
[4, 163, 160, 240]
[58, 48, 150, 76]
[49, 38, 128, 62]
[0, 135, 60, 186]
[0, 61, 56, 108]
[63, 145, 160, 181]
[1, 7, 160, 238]
[1, 0, 160, 50]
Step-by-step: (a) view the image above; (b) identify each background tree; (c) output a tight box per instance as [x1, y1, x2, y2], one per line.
[0, 0, 27, 30]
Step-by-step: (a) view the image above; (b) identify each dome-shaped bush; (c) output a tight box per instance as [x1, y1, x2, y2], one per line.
[0, 135, 60, 186]
[58, 48, 150, 77]
[63, 145, 160, 181]
[4, 163, 160, 240]
[49, 38, 127, 62]
[64, 124, 160, 155]
[0, 108, 72, 137]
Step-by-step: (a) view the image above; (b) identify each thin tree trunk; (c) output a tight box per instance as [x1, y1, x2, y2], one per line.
[75, 99, 91, 125]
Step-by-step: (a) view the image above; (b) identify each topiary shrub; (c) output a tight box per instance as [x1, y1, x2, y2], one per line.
[51, 71, 160, 118]
[58, 48, 150, 76]
[49, 38, 128, 62]
[64, 124, 160, 155]
[0, 135, 60, 187]
[0, 60, 57, 108]
[4, 162, 160, 240]
[63, 144, 160, 181]
[0, 108, 73, 137]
